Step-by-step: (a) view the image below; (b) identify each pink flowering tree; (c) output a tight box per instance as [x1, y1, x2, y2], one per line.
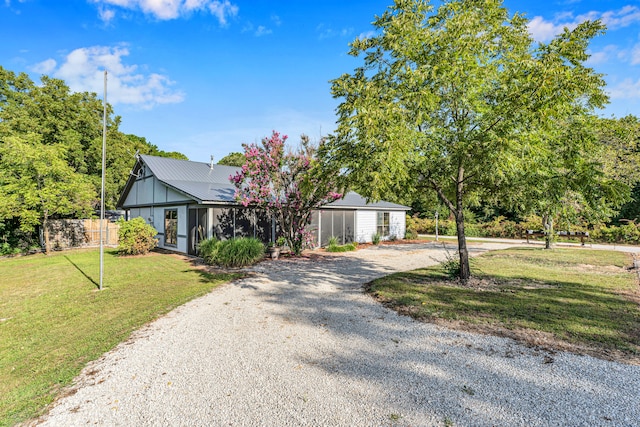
[230, 131, 342, 255]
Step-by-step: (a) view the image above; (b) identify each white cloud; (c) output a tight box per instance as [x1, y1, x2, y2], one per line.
[316, 24, 353, 40]
[585, 44, 619, 65]
[207, 0, 237, 26]
[36, 45, 184, 109]
[608, 78, 640, 100]
[30, 58, 57, 74]
[357, 30, 376, 40]
[98, 6, 116, 23]
[254, 25, 271, 37]
[527, 5, 640, 42]
[527, 16, 571, 42]
[631, 43, 640, 65]
[91, 0, 238, 24]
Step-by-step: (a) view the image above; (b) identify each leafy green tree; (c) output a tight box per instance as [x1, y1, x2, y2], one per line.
[325, 0, 608, 280]
[506, 115, 628, 248]
[0, 136, 95, 254]
[0, 65, 188, 250]
[218, 152, 246, 167]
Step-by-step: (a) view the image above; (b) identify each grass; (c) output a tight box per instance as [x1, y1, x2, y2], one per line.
[0, 249, 241, 426]
[367, 247, 640, 362]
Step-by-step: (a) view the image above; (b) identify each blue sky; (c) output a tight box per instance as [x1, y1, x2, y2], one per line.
[2, 0, 639, 162]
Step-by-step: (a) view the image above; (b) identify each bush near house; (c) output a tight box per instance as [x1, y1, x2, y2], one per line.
[198, 237, 220, 264]
[199, 237, 265, 268]
[117, 217, 158, 255]
[326, 237, 357, 252]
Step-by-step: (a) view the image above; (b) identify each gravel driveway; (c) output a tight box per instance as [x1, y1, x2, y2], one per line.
[37, 242, 640, 426]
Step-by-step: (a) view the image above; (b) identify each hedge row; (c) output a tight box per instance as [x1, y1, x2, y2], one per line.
[406, 215, 640, 245]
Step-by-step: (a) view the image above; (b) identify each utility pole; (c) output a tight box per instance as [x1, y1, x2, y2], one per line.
[99, 70, 107, 291]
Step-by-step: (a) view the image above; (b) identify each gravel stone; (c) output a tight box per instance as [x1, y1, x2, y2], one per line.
[35, 242, 640, 427]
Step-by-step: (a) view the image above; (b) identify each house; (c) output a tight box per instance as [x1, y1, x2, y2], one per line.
[117, 154, 410, 255]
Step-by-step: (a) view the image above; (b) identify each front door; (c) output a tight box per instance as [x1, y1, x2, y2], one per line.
[188, 208, 208, 256]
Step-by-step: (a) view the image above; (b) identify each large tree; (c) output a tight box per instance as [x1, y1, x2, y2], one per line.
[506, 114, 629, 248]
[231, 131, 341, 255]
[0, 66, 187, 250]
[325, 0, 608, 280]
[0, 136, 95, 253]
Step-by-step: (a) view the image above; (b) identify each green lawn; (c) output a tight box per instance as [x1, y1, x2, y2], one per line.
[0, 249, 240, 427]
[367, 247, 640, 362]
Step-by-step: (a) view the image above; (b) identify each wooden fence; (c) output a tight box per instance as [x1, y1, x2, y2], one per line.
[46, 219, 119, 250]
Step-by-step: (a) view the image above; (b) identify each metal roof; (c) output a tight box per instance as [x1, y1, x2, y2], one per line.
[141, 154, 239, 203]
[119, 155, 409, 210]
[323, 191, 409, 211]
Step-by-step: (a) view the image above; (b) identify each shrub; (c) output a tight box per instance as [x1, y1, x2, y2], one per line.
[372, 232, 381, 245]
[0, 242, 21, 256]
[326, 242, 357, 252]
[198, 237, 220, 264]
[213, 238, 265, 268]
[439, 244, 477, 278]
[276, 236, 287, 247]
[117, 217, 158, 255]
[327, 243, 357, 252]
[405, 229, 418, 240]
[327, 236, 339, 247]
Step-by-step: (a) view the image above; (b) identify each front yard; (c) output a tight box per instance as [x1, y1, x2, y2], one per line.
[367, 247, 640, 364]
[0, 249, 240, 427]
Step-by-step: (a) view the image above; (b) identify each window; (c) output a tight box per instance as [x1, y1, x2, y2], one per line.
[165, 209, 178, 246]
[377, 212, 390, 236]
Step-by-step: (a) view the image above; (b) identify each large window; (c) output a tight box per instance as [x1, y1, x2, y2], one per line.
[165, 209, 178, 246]
[377, 212, 390, 237]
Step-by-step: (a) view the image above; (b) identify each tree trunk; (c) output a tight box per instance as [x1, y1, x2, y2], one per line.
[43, 210, 50, 255]
[455, 210, 471, 282]
[545, 216, 554, 249]
[429, 166, 471, 282]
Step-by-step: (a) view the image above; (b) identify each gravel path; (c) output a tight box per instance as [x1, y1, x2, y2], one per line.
[36, 242, 640, 427]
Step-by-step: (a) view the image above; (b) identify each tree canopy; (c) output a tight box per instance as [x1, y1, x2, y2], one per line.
[218, 152, 246, 167]
[0, 66, 186, 250]
[324, 0, 611, 280]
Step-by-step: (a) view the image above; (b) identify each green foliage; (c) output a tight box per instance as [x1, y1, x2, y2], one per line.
[0, 243, 21, 256]
[197, 237, 221, 264]
[372, 232, 381, 245]
[439, 244, 477, 278]
[218, 152, 246, 167]
[275, 236, 287, 247]
[326, 241, 357, 252]
[0, 65, 188, 243]
[211, 238, 265, 268]
[326, 0, 609, 281]
[591, 224, 640, 245]
[117, 217, 158, 255]
[404, 229, 418, 240]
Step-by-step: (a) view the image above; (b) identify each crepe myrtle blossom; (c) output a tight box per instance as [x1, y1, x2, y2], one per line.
[230, 131, 342, 255]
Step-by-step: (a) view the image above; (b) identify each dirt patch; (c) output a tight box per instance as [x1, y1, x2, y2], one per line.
[574, 263, 628, 274]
